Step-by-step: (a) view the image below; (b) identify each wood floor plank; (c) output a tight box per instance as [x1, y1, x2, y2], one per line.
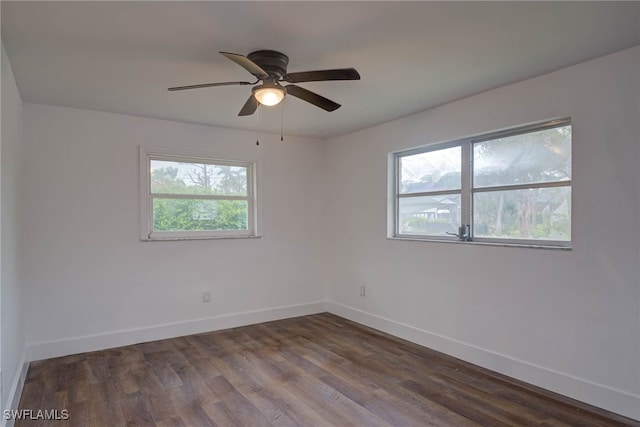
[200, 400, 242, 427]
[120, 390, 157, 427]
[278, 344, 479, 427]
[225, 335, 387, 427]
[204, 375, 274, 427]
[16, 313, 640, 427]
[260, 324, 481, 426]
[154, 417, 185, 427]
[223, 351, 330, 426]
[67, 400, 90, 427]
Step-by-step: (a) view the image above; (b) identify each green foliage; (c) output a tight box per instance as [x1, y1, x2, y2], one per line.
[472, 125, 571, 240]
[153, 199, 247, 231]
[152, 166, 186, 192]
[474, 187, 570, 240]
[151, 166, 248, 232]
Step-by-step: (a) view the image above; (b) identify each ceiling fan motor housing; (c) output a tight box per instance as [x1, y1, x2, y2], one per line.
[169, 49, 358, 115]
[247, 50, 289, 78]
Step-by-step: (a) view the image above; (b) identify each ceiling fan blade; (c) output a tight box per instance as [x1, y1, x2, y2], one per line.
[285, 68, 360, 83]
[220, 52, 269, 78]
[285, 85, 340, 112]
[168, 81, 253, 91]
[238, 95, 258, 116]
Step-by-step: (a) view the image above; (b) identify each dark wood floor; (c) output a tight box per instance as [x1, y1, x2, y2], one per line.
[16, 313, 639, 426]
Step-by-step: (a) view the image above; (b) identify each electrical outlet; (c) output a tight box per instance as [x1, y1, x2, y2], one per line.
[202, 290, 210, 303]
[360, 285, 366, 297]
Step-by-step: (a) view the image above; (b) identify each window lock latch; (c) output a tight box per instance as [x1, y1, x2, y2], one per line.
[447, 224, 472, 241]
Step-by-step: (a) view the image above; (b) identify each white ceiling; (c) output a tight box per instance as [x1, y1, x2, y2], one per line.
[2, 1, 639, 139]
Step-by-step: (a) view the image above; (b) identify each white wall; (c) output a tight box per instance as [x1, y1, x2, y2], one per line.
[324, 46, 640, 420]
[1, 42, 27, 418]
[21, 104, 328, 359]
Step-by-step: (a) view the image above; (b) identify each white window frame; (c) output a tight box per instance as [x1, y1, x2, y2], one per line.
[139, 146, 259, 241]
[389, 118, 572, 249]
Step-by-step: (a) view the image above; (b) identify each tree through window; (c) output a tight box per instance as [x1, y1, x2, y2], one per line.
[140, 148, 257, 240]
[392, 118, 571, 247]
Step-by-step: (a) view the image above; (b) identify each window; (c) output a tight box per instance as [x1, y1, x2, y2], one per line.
[140, 147, 258, 240]
[392, 118, 571, 248]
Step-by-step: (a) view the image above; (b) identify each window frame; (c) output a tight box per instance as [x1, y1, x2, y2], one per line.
[390, 118, 572, 249]
[139, 146, 259, 241]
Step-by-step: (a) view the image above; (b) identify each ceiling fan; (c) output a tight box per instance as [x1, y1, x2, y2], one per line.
[168, 50, 360, 116]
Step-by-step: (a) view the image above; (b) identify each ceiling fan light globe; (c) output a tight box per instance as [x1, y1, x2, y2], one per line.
[254, 87, 285, 106]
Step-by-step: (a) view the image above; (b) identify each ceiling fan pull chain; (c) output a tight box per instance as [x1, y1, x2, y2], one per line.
[281, 104, 284, 142]
[256, 108, 260, 146]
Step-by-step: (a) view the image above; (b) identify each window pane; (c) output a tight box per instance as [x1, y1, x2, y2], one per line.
[150, 160, 247, 196]
[399, 146, 461, 193]
[473, 125, 571, 188]
[153, 198, 248, 232]
[398, 195, 460, 236]
[473, 186, 570, 241]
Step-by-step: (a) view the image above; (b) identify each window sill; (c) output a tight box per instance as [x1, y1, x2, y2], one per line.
[387, 236, 571, 251]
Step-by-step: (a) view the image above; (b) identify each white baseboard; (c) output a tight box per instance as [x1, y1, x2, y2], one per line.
[326, 301, 640, 421]
[28, 301, 327, 362]
[1, 349, 29, 427]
